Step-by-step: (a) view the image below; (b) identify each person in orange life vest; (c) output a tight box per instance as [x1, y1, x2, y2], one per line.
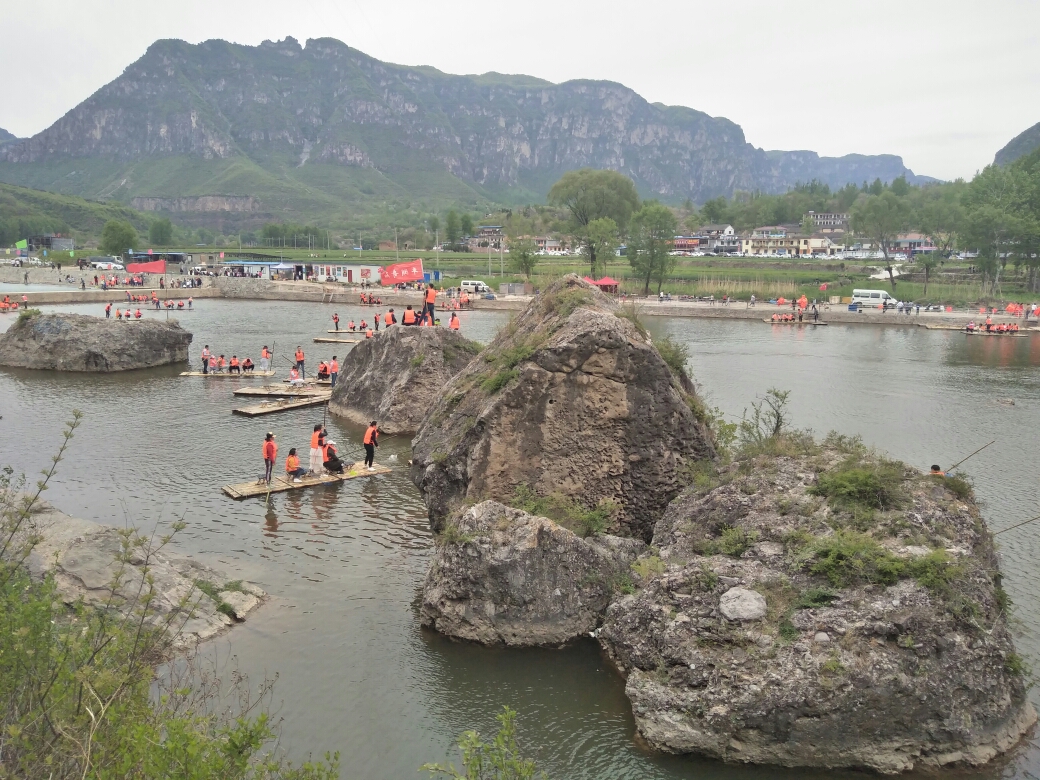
[348, 318, 356, 332]
[260, 346, 270, 372]
[262, 432, 277, 484]
[363, 421, 379, 470]
[966, 321, 976, 333]
[177, 300, 184, 308]
[208, 355, 217, 373]
[985, 317, 993, 332]
[215, 355, 226, 372]
[105, 303, 112, 319]
[116, 308, 123, 320]
[229, 355, 241, 374]
[365, 328, 373, 338]
[385, 309, 396, 326]
[288, 366, 303, 386]
[449, 312, 460, 330]
[295, 346, 305, 378]
[422, 283, 438, 323]
[373, 311, 381, 331]
[359, 319, 367, 330]
[322, 439, 344, 474]
[330, 355, 339, 388]
[285, 448, 306, 482]
[309, 424, 327, 475]
[402, 305, 417, 325]
[317, 361, 330, 380]
[332, 312, 340, 331]
[242, 357, 254, 373]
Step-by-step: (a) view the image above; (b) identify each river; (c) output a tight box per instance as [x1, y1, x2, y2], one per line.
[1, 300, 1038, 779]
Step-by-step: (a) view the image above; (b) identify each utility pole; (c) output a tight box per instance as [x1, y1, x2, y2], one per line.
[395, 228, 400, 262]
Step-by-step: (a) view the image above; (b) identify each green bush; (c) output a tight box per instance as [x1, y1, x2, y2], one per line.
[480, 369, 518, 394]
[410, 353, 426, 368]
[422, 706, 544, 779]
[17, 307, 41, 321]
[631, 556, 667, 580]
[542, 287, 592, 318]
[808, 530, 905, 588]
[811, 461, 905, 510]
[615, 303, 648, 337]
[794, 587, 836, 609]
[656, 336, 689, 377]
[941, 473, 974, 500]
[508, 485, 616, 538]
[705, 526, 758, 557]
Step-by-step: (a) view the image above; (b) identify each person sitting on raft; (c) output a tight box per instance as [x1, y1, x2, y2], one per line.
[134, 309, 142, 319]
[216, 355, 227, 372]
[322, 440, 344, 474]
[289, 366, 304, 386]
[242, 357, 254, 373]
[402, 305, 417, 325]
[285, 448, 307, 482]
[229, 356, 241, 374]
[966, 321, 976, 332]
[317, 361, 330, 380]
[359, 319, 367, 331]
[348, 319, 356, 332]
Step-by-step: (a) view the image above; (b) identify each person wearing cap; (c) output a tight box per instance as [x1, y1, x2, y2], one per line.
[262, 432, 277, 484]
[322, 438, 344, 474]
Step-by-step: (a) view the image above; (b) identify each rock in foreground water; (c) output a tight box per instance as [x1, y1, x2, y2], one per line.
[329, 324, 481, 434]
[0, 312, 192, 371]
[599, 440, 1035, 773]
[411, 275, 715, 539]
[421, 500, 645, 645]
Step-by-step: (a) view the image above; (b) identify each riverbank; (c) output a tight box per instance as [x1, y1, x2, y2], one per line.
[3, 270, 1036, 329]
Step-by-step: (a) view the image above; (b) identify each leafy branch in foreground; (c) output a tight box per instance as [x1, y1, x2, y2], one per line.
[422, 706, 544, 780]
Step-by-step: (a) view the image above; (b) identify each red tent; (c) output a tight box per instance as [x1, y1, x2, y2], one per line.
[126, 259, 165, 274]
[594, 276, 619, 293]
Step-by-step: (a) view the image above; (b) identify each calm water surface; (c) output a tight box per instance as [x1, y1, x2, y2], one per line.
[1, 300, 1038, 779]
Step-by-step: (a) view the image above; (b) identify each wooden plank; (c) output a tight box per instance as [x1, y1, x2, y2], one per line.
[232, 394, 331, 416]
[233, 385, 330, 397]
[313, 337, 365, 344]
[762, 320, 828, 326]
[280, 378, 331, 385]
[222, 462, 392, 499]
[179, 370, 276, 377]
[965, 331, 1028, 337]
[326, 330, 368, 334]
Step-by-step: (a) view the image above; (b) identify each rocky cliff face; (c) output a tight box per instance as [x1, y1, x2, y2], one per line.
[421, 500, 645, 646]
[0, 37, 932, 204]
[598, 441, 1034, 772]
[411, 276, 716, 540]
[0, 312, 192, 371]
[130, 195, 262, 212]
[328, 325, 481, 435]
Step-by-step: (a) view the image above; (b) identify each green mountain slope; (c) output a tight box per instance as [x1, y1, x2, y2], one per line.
[0, 182, 150, 246]
[995, 122, 1040, 166]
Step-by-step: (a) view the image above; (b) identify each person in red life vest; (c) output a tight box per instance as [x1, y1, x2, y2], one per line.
[242, 357, 254, 373]
[363, 421, 379, 470]
[295, 346, 305, 378]
[177, 300, 184, 308]
[216, 355, 227, 372]
[116, 308, 123, 320]
[348, 318, 355, 332]
[134, 309, 142, 319]
[322, 439, 344, 474]
[317, 361, 330, 380]
[229, 355, 241, 374]
[105, 303, 112, 319]
[262, 432, 277, 484]
[365, 328, 373, 338]
[449, 312, 460, 330]
[208, 355, 217, 374]
[332, 312, 340, 331]
[422, 283, 438, 323]
[373, 312, 381, 331]
[402, 306, 417, 325]
[289, 366, 303, 386]
[309, 424, 326, 475]
[359, 319, 367, 331]
[330, 355, 339, 388]
[260, 346, 270, 372]
[285, 448, 306, 482]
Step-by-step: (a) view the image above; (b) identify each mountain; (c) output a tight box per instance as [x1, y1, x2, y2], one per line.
[995, 122, 1040, 166]
[0, 127, 18, 144]
[0, 37, 933, 228]
[0, 182, 151, 247]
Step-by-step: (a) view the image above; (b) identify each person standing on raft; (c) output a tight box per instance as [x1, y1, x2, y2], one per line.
[422, 284, 437, 323]
[309, 424, 326, 476]
[262, 432, 277, 484]
[330, 356, 339, 388]
[332, 313, 340, 331]
[295, 346, 306, 379]
[363, 421, 379, 471]
[260, 346, 270, 373]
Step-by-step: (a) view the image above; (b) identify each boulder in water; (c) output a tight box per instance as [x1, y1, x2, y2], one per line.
[328, 325, 482, 435]
[421, 500, 645, 646]
[598, 441, 1035, 772]
[0, 312, 192, 371]
[411, 275, 716, 540]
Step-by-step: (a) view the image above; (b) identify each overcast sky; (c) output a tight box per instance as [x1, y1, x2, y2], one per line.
[1, 0, 1036, 182]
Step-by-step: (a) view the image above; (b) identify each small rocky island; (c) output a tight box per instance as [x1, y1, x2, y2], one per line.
[329, 324, 482, 434]
[0, 311, 192, 371]
[411, 275, 1034, 773]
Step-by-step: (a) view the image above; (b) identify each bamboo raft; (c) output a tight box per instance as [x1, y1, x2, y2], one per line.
[179, 370, 276, 378]
[313, 337, 364, 344]
[233, 385, 330, 397]
[232, 394, 331, 416]
[326, 330, 368, 334]
[222, 462, 392, 499]
[965, 331, 1028, 337]
[763, 319, 828, 326]
[280, 378, 331, 385]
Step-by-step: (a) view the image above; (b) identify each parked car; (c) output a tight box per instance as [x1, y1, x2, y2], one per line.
[91, 261, 125, 270]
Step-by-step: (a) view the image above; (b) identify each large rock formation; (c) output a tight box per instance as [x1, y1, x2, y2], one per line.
[598, 440, 1035, 772]
[411, 275, 715, 540]
[328, 325, 481, 435]
[24, 501, 264, 647]
[0, 312, 191, 371]
[421, 500, 645, 646]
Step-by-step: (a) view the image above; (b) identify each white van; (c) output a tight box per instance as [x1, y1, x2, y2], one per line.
[460, 280, 490, 294]
[852, 289, 899, 308]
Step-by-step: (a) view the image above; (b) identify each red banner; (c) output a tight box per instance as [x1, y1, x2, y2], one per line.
[126, 260, 165, 274]
[379, 259, 424, 285]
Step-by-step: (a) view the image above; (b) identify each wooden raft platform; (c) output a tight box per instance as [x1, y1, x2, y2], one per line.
[281, 378, 331, 386]
[234, 385, 330, 397]
[326, 330, 369, 334]
[180, 370, 276, 378]
[232, 394, 331, 416]
[222, 462, 392, 499]
[965, 331, 1028, 337]
[763, 319, 828, 326]
[313, 337, 364, 344]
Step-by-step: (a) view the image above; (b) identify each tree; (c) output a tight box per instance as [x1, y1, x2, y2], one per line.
[445, 211, 461, 246]
[148, 217, 173, 246]
[548, 169, 639, 275]
[890, 175, 910, 197]
[962, 163, 1031, 294]
[460, 213, 474, 237]
[584, 218, 618, 277]
[701, 197, 728, 224]
[428, 216, 440, 236]
[917, 197, 963, 297]
[99, 220, 138, 256]
[800, 214, 816, 237]
[852, 192, 910, 290]
[628, 202, 678, 294]
[508, 237, 539, 280]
